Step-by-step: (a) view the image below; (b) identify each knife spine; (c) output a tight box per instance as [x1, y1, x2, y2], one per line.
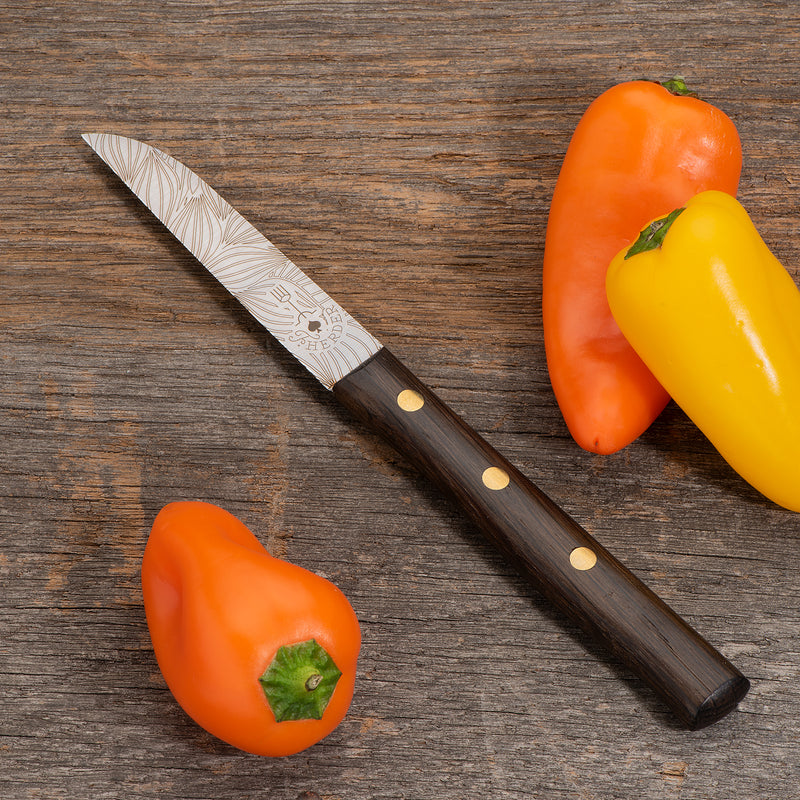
[332, 347, 749, 729]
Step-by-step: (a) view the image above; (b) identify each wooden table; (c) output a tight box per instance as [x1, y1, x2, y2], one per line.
[3, 2, 799, 797]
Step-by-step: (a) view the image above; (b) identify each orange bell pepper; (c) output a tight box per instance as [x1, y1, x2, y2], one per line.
[543, 78, 741, 454]
[141, 501, 361, 756]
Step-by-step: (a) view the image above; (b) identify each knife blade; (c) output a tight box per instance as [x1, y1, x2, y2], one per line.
[83, 133, 749, 729]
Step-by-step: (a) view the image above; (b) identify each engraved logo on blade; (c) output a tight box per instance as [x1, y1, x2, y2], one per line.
[84, 134, 382, 389]
[261, 281, 343, 349]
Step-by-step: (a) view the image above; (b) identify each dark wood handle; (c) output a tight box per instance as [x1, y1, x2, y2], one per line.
[333, 347, 749, 729]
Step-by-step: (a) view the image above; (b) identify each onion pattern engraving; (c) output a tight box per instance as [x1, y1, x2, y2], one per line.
[84, 134, 381, 389]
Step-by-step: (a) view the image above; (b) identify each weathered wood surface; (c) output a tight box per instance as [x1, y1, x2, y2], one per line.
[2, 2, 799, 798]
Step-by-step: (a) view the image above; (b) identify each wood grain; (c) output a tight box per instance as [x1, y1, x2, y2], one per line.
[2, 1, 800, 798]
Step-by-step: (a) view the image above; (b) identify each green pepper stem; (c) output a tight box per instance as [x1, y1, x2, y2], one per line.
[625, 207, 686, 260]
[305, 673, 323, 691]
[259, 639, 342, 722]
[661, 76, 698, 97]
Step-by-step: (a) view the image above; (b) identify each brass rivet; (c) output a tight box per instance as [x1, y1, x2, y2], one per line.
[397, 389, 424, 412]
[569, 547, 597, 571]
[482, 467, 510, 490]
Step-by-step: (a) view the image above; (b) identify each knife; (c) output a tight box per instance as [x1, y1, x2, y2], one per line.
[82, 133, 749, 729]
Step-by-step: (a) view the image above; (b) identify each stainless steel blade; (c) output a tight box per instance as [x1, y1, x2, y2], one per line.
[82, 133, 381, 389]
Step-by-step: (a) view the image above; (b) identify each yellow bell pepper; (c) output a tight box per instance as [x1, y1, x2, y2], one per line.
[606, 190, 800, 512]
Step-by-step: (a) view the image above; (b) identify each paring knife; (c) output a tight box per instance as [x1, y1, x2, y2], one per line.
[82, 133, 749, 729]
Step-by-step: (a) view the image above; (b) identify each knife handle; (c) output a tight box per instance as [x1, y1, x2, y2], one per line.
[333, 347, 749, 729]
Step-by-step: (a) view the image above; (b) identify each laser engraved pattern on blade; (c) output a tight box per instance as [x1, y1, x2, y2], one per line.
[83, 133, 382, 389]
